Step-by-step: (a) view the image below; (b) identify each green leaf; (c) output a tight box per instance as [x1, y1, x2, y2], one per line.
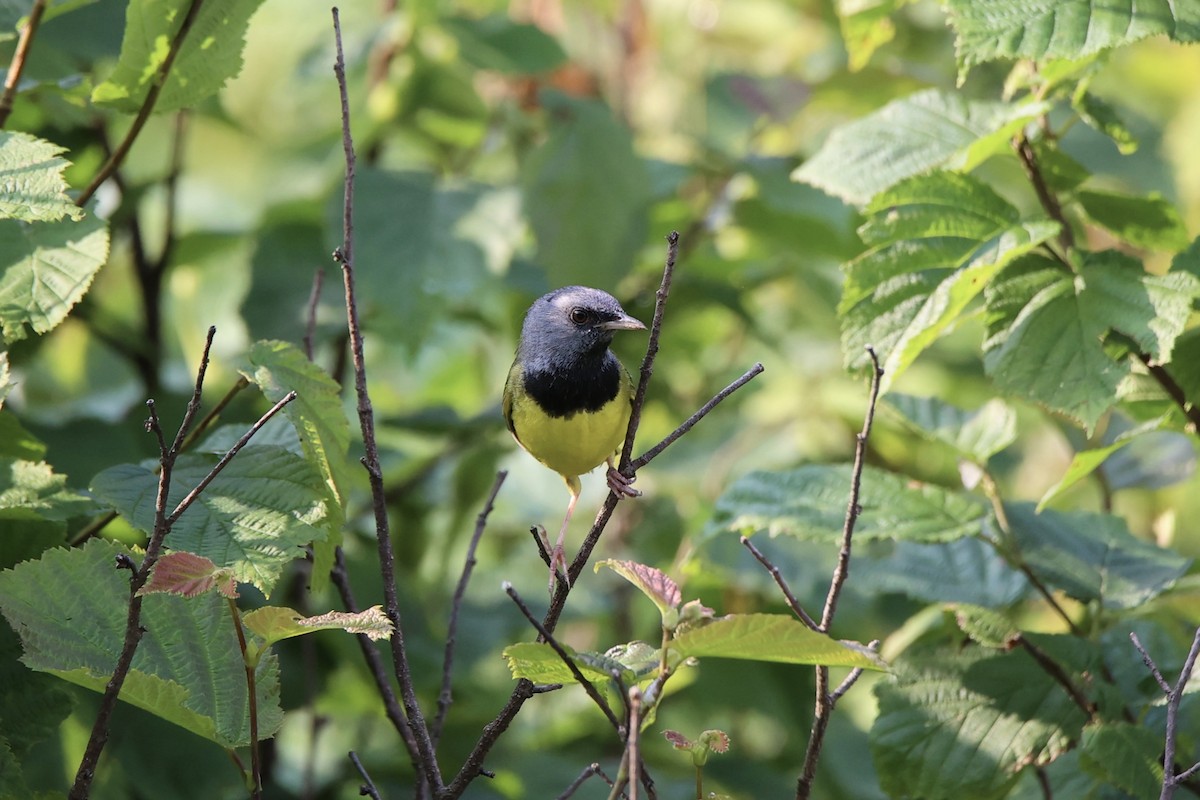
[872, 649, 1088, 799]
[595, 559, 681, 623]
[1079, 721, 1164, 798]
[442, 15, 567, 74]
[90, 446, 328, 593]
[521, 95, 651, 286]
[840, 171, 1058, 387]
[792, 90, 1048, 205]
[1076, 190, 1189, 251]
[0, 458, 92, 521]
[710, 464, 989, 543]
[0, 623, 74, 760]
[884, 394, 1017, 462]
[242, 605, 392, 650]
[243, 340, 350, 591]
[854, 538, 1029, 606]
[91, 0, 268, 113]
[945, 0, 1200, 80]
[0, 210, 110, 342]
[984, 252, 1200, 430]
[1036, 415, 1169, 510]
[952, 604, 1020, 649]
[326, 170, 492, 348]
[1073, 91, 1139, 154]
[502, 641, 637, 685]
[835, 0, 907, 71]
[0, 132, 83, 223]
[0, 411, 44, 461]
[1004, 502, 1190, 609]
[0, 539, 282, 748]
[672, 614, 884, 669]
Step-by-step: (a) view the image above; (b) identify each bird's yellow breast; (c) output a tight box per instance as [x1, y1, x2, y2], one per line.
[506, 373, 632, 480]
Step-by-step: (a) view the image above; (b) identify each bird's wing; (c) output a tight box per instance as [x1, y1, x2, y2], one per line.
[502, 360, 521, 437]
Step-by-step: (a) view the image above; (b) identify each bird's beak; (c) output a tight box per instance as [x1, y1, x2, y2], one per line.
[599, 314, 646, 332]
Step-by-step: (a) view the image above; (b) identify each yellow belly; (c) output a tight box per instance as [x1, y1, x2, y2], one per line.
[508, 391, 631, 479]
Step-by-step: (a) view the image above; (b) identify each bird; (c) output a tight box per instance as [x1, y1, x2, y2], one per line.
[503, 286, 646, 594]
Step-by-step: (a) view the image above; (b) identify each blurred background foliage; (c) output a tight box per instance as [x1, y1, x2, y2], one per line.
[2, 0, 1200, 797]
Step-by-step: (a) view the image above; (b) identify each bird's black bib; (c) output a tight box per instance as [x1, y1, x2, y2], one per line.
[522, 355, 622, 419]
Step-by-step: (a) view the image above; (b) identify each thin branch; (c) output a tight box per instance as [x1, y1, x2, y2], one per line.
[1133, 627, 1200, 799]
[349, 751, 383, 800]
[0, 0, 47, 128]
[740, 536, 819, 631]
[330, 548, 424, 787]
[819, 346, 882, 632]
[829, 640, 879, 708]
[504, 583, 623, 732]
[165, 390, 297, 526]
[796, 346, 883, 800]
[629, 363, 765, 472]
[70, 327, 219, 799]
[227, 600, 262, 799]
[556, 763, 615, 800]
[303, 269, 325, 361]
[331, 8, 442, 793]
[1014, 133, 1074, 253]
[1035, 766, 1054, 800]
[1138, 353, 1200, 432]
[433, 471, 507, 745]
[76, 0, 206, 207]
[1015, 635, 1097, 720]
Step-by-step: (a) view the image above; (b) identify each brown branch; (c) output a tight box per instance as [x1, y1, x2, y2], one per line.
[76, 0, 206, 207]
[227, 599, 262, 799]
[0, 0, 47, 128]
[1014, 133, 1074, 254]
[740, 536, 819, 631]
[1138, 353, 1200, 432]
[556, 763, 615, 800]
[1014, 635, 1097, 720]
[797, 345, 883, 800]
[504, 583, 623, 733]
[1132, 628, 1200, 799]
[432, 472, 507, 745]
[349, 751, 383, 800]
[330, 8, 442, 793]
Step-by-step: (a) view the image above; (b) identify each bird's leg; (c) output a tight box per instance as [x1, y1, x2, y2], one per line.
[549, 484, 580, 595]
[605, 457, 641, 498]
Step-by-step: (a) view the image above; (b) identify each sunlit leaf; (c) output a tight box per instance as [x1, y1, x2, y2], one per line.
[984, 252, 1200, 430]
[242, 605, 392, 649]
[840, 171, 1058, 386]
[672, 614, 885, 669]
[711, 465, 989, 543]
[91, 0, 268, 113]
[90, 446, 327, 593]
[0, 132, 83, 223]
[0, 211, 109, 342]
[792, 90, 1047, 205]
[138, 551, 238, 599]
[0, 540, 282, 747]
[1004, 503, 1191, 609]
[872, 649, 1088, 798]
[595, 559, 680, 621]
[836, 0, 907, 71]
[945, 0, 1200, 79]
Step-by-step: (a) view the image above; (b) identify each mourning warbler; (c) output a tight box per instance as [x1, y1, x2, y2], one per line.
[502, 286, 646, 593]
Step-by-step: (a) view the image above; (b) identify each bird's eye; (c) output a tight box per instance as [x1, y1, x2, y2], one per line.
[569, 307, 590, 325]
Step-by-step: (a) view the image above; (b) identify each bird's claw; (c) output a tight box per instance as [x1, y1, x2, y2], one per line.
[548, 543, 571, 595]
[606, 466, 641, 498]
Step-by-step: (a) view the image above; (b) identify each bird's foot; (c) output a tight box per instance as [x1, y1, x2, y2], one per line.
[548, 542, 571, 595]
[606, 466, 641, 498]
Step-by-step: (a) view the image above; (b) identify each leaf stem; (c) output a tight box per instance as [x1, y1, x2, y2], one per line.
[227, 598, 261, 799]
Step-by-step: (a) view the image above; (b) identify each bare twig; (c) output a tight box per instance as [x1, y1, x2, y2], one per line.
[432, 472, 507, 745]
[227, 600, 262, 799]
[0, 0, 47, 128]
[504, 582, 623, 732]
[330, 9, 442, 793]
[1138, 353, 1200, 432]
[76, 0, 206, 206]
[349, 751, 383, 800]
[829, 640, 879, 708]
[740, 536, 819, 631]
[557, 763, 615, 800]
[304, 270, 325, 361]
[1015, 635, 1097, 720]
[1131, 627, 1200, 799]
[796, 346, 883, 800]
[1014, 133, 1074, 253]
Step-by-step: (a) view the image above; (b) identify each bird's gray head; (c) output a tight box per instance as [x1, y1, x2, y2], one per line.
[517, 286, 645, 369]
